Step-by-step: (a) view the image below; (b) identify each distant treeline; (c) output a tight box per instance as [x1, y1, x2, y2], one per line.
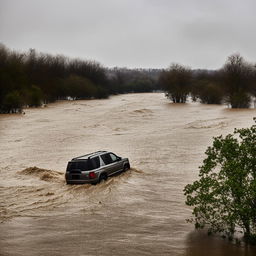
[1, 43, 256, 113]
[159, 54, 256, 108]
[0, 44, 159, 113]
[107, 67, 160, 94]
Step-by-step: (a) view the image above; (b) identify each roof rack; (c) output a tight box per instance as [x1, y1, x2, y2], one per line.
[72, 151, 107, 160]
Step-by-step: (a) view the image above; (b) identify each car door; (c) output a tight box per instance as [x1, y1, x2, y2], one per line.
[100, 153, 118, 175]
[109, 153, 123, 172]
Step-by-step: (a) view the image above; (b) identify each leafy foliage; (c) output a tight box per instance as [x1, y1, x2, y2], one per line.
[184, 120, 256, 243]
[25, 85, 43, 107]
[2, 91, 23, 113]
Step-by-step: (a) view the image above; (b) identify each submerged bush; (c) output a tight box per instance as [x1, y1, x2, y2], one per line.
[224, 91, 251, 108]
[1, 91, 23, 113]
[191, 70, 224, 104]
[25, 85, 43, 107]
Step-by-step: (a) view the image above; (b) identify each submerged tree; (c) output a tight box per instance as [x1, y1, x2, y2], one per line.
[221, 54, 254, 108]
[184, 120, 256, 244]
[159, 64, 192, 103]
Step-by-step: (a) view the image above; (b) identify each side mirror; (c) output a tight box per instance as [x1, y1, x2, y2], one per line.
[117, 157, 121, 161]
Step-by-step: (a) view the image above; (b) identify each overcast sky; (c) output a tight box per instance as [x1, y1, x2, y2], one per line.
[0, 0, 255, 69]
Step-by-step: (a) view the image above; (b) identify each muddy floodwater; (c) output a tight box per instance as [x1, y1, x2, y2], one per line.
[0, 93, 255, 256]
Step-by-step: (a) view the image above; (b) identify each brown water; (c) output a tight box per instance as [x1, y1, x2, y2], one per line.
[0, 93, 255, 256]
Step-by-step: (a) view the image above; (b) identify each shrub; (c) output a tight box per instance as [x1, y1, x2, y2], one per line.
[25, 85, 43, 107]
[1, 91, 23, 113]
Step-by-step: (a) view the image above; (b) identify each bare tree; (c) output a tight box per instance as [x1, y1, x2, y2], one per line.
[159, 64, 192, 103]
[221, 54, 254, 108]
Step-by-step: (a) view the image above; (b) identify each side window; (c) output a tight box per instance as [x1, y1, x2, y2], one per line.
[109, 153, 118, 162]
[101, 153, 113, 165]
[90, 157, 100, 169]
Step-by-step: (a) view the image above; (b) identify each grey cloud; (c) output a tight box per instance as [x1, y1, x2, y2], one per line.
[0, 0, 255, 68]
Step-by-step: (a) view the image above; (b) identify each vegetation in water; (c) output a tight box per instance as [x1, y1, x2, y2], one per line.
[184, 119, 256, 244]
[1, 42, 256, 113]
[0, 44, 159, 113]
[159, 54, 256, 108]
[158, 63, 192, 103]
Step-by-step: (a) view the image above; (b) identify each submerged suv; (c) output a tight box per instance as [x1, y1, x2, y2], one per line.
[65, 151, 130, 184]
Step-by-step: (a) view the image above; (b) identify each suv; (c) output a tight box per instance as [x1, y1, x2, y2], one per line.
[65, 151, 130, 184]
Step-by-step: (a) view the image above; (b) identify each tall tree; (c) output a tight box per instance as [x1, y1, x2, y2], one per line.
[184, 120, 256, 244]
[221, 54, 254, 108]
[159, 64, 192, 103]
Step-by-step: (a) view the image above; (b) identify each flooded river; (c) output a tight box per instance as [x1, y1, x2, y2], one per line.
[0, 93, 255, 255]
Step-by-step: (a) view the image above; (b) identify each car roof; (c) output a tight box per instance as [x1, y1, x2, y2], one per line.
[71, 151, 108, 161]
